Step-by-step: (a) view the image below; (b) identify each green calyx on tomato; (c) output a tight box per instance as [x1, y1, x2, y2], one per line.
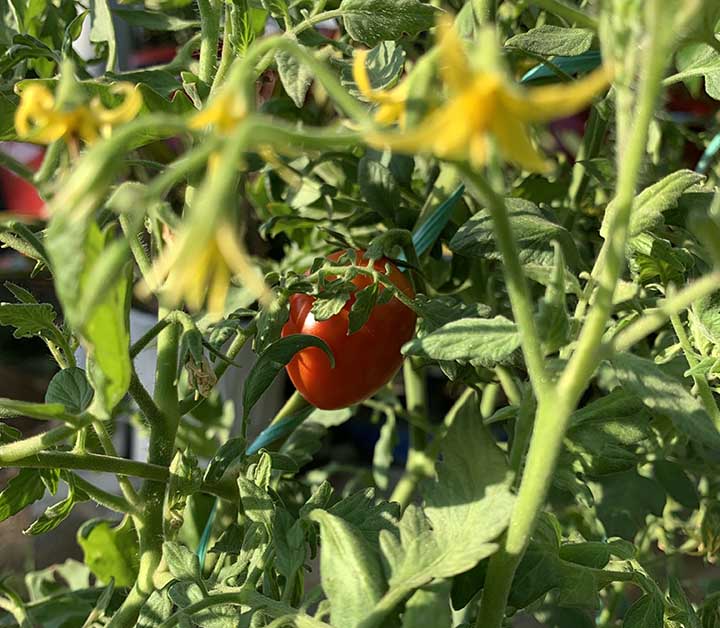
[281, 249, 417, 410]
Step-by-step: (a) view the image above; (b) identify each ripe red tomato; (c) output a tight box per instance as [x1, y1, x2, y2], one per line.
[281, 250, 417, 410]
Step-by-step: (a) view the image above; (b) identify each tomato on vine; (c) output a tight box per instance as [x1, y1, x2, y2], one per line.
[282, 250, 417, 410]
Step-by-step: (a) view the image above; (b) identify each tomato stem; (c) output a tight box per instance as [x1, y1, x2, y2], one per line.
[475, 3, 673, 625]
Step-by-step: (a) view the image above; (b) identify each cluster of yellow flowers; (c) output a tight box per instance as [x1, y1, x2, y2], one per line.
[353, 19, 611, 172]
[15, 82, 142, 145]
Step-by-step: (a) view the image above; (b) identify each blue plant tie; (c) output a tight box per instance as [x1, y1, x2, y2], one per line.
[520, 50, 602, 84]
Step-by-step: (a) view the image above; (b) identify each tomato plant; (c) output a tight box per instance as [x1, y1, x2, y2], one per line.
[1, 1, 720, 628]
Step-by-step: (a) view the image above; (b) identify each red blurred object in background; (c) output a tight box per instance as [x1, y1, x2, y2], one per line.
[0, 143, 47, 219]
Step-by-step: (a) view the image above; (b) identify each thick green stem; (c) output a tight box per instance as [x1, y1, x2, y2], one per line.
[129, 370, 168, 430]
[119, 214, 153, 284]
[670, 313, 720, 428]
[272, 391, 311, 426]
[472, 0, 497, 23]
[92, 419, 142, 507]
[0, 416, 93, 463]
[110, 315, 182, 627]
[390, 360, 428, 509]
[460, 169, 549, 399]
[7, 451, 167, 480]
[198, 0, 222, 84]
[475, 6, 670, 625]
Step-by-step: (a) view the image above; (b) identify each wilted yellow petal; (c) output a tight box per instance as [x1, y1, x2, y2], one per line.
[15, 84, 66, 142]
[437, 17, 470, 93]
[490, 115, 550, 172]
[353, 49, 374, 100]
[501, 65, 611, 123]
[207, 259, 231, 319]
[216, 225, 272, 306]
[352, 48, 408, 127]
[91, 83, 142, 127]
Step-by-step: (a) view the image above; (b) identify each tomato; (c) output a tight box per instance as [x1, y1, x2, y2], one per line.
[281, 250, 417, 410]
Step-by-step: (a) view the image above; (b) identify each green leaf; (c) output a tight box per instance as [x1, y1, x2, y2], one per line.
[601, 169, 705, 239]
[81, 224, 133, 412]
[276, 40, 313, 108]
[340, 41, 406, 97]
[509, 515, 633, 611]
[623, 593, 664, 628]
[273, 510, 307, 580]
[402, 316, 520, 367]
[401, 581, 452, 628]
[653, 460, 700, 510]
[358, 156, 400, 224]
[238, 474, 275, 530]
[0, 302, 58, 339]
[609, 353, 720, 454]
[25, 476, 88, 535]
[666, 576, 702, 628]
[692, 290, 720, 345]
[311, 292, 351, 321]
[45, 368, 94, 415]
[112, 7, 199, 30]
[349, 283, 379, 334]
[4, 282, 37, 304]
[162, 541, 202, 583]
[309, 509, 386, 628]
[327, 488, 399, 547]
[0, 422, 21, 443]
[209, 523, 244, 555]
[0, 469, 47, 523]
[596, 470, 666, 539]
[77, 517, 139, 587]
[204, 436, 247, 484]
[450, 198, 580, 268]
[255, 297, 290, 354]
[243, 334, 334, 420]
[413, 295, 491, 333]
[365, 393, 514, 624]
[671, 43, 720, 100]
[421, 393, 514, 573]
[89, 0, 117, 70]
[339, 0, 439, 46]
[505, 25, 594, 57]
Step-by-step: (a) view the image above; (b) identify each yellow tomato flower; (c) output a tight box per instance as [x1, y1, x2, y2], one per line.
[152, 223, 271, 319]
[189, 88, 247, 134]
[352, 49, 409, 126]
[365, 21, 611, 172]
[15, 82, 141, 145]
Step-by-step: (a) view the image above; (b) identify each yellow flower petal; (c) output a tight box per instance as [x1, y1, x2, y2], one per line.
[490, 115, 550, 173]
[352, 47, 408, 125]
[469, 134, 488, 167]
[501, 65, 612, 123]
[207, 258, 231, 319]
[190, 89, 246, 134]
[216, 225, 272, 306]
[91, 83, 143, 126]
[437, 16, 471, 93]
[353, 49, 375, 100]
